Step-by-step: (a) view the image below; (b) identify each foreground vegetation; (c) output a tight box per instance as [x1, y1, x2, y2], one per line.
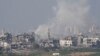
[90, 52, 100, 56]
[0, 48, 100, 56]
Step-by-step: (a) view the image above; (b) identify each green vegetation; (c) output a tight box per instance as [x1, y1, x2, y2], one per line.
[0, 48, 100, 56]
[60, 48, 72, 55]
[70, 48, 100, 52]
[29, 52, 41, 56]
[90, 52, 100, 56]
[59, 48, 100, 56]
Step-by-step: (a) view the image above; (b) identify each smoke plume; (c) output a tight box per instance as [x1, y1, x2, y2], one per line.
[35, 0, 94, 39]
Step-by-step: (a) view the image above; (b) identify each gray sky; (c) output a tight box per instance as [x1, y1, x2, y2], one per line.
[90, 0, 100, 24]
[0, 0, 100, 33]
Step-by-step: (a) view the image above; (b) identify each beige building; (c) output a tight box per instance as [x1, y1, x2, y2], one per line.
[83, 38, 99, 47]
[59, 37, 72, 48]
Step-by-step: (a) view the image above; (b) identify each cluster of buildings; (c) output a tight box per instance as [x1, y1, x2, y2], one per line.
[38, 33, 100, 51]
[0, 31, 35, 52]
[0, 28, 100, 52]
[37, 26, 100, 51]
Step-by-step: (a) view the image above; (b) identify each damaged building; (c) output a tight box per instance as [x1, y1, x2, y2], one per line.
[39, 39, 60, 51]
[59, 36, 72, 48]
[11, 32, 35, 49]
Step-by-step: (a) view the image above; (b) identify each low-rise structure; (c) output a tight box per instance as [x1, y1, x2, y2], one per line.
[59, 36, 72, 48]
[83, 37, 99, 47]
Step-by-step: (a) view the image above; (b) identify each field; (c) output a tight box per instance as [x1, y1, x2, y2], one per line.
[0, 48, 100, 56]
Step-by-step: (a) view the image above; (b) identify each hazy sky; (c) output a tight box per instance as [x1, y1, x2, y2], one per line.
[0, 0, 100, 33]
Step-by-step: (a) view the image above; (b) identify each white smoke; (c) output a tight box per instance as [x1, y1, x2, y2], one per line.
[35, 0, 90, 39]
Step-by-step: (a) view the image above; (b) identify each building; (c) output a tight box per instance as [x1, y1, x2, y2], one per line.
[39, 39, 60, 51]
[59, 36, 72, 48]
[83, 37, 99, 47]
[0, 41, 10, 48]
[77, 34, 85, 47]
[0, 32, 12, 49]
[11, 32, 35, 49]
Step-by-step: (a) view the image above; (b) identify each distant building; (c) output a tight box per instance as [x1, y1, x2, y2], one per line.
[0, 31, 12, 50]
[0, 41, 10, 48]
[59, 36, 72, 48]
[39, 38, 60, 51]
[77, 34, 85, 47]
[83, 37, 99, 47]
[11, 32, 35, 49]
